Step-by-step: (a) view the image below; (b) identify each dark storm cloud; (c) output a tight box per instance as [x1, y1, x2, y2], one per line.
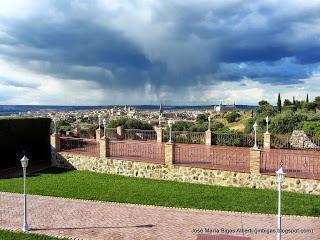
[0, 0, 320, 92]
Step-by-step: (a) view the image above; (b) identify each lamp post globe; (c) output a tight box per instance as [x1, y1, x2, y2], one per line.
[20, 155, 29, 168]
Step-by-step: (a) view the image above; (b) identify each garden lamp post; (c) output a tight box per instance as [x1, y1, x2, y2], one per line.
[168, 120, 173, 143]
[253, 122, 258, 148]
[265, 116, 270, 134]
[103, 118, 107, 138]
[208, 116, 211, 131]
[276, 167, 286, 240]
[20, 155, 29, 232]
[98, 114, 102, 130]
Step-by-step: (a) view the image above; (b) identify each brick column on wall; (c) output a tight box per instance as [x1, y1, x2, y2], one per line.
[96, 129, 102, 141]
[165, 142, 174, 166]
[99, 137, 110, 158]
[264, 132, 271, 149]
[155, 127, 164, 143]
[117, 126, 125, 140]
[250, 147, 262, 175]
[205, 130, 212, 145]
[50, 133, 60, 152]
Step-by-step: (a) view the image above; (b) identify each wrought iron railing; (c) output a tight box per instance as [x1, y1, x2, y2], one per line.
[261, 149, 320, 179]
[271, 134, 320, 151]
[124, 129, 157, 141]
[109, 141, 165, 164]
[174, 144, 250, 172]
[212, 133, 263, 147]
[59, 137, 100, 157]
[104, 128, 118, 140]
[164, 131, 205, 144]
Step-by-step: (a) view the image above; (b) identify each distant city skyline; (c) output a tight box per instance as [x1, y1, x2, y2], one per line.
[0, 1, 320, 105]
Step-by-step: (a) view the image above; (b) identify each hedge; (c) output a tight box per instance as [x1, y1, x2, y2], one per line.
[0, 117, 51, 170]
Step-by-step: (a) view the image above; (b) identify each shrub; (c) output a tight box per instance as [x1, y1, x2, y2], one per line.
[107, 118, 153, 130]
[303, 121, 320, 139]
[269, 111, 307, 134]
[225, 111, 240, 123]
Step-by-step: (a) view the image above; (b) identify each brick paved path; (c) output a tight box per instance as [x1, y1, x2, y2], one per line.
[0, 192, 319, 240]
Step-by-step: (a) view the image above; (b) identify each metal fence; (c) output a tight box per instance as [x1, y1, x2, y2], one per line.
[109, 140, 165, 164]
[174, 144, 250, 172]
[124, 129, 157, 141]
[212, 133, 263, 148]
[104, 128, 118, 140]
[261, 149, 320, 179]
[164, 131, 205, 144]
[59, 137, 100, 157]
[271, 134, 320, 151]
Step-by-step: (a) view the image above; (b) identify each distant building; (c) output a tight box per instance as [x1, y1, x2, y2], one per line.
[214, 102, 236, 113]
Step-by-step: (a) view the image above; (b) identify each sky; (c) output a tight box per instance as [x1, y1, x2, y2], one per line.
[0, 0, 320, 106]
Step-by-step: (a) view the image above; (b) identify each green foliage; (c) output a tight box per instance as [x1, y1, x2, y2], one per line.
[283, 99, 292, 106]
[277, 93, 282, 112]
[258, 100, 269, 106]
[269, 111, 307, 134]
[0, 168, 318, 216]
[195, 113, 209, 124]
[88, 124, 99, 138]
[283, 104, 297, 112]
[0, 118, 51, 169]
[0, 230, 68, 240]
[302, 121, 320, 140]
[107, 118, 153, 130]
[225, 111, 240, 123]
[255, 101, 276, 117]
[171, 120, 225, 132]
[314, 96, 320, 108]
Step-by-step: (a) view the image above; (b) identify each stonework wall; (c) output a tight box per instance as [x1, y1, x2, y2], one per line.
[51, 151, 320, 195]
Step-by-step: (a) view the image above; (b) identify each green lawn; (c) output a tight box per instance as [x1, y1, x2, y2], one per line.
[0, 230, 67, 240]
[0, 168, 319, 217]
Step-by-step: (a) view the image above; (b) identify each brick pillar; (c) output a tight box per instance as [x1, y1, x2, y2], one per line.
[264, 132, 271, 149]
[117, 126, 124, 140]
[156, 127, 164, 143]
[50, 133, 60, 151]
[250, 148, 261, 175]
[99, 137, 110, 158]
[96, 129, 102, 141]
[205, 130, 212, 145]
[165, 143, 174, 166]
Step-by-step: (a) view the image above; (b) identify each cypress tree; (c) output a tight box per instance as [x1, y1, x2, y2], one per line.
[306, 93, 309, 103]
[277, 93, 282, 113]
[293, 96, 296, 105]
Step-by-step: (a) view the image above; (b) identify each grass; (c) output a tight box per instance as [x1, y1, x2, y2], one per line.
[0, 230, 68, 240]
[0, 168, 319, 217]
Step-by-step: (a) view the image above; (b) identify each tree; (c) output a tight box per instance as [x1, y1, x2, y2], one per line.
[306, 93, 309, 103]
[225, 111, 240, 123]
[196, 113, 209, 124]
[269, 111, 307, 134]
[314, 96, 320, 108]
[107, 118, 153, 130]
[283, 99, 292, 107]
[277, 93, 282, 113]
[258, 100, 270, 106]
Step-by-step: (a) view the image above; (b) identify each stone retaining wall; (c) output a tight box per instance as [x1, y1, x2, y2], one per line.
[51, 151, 320, 195]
